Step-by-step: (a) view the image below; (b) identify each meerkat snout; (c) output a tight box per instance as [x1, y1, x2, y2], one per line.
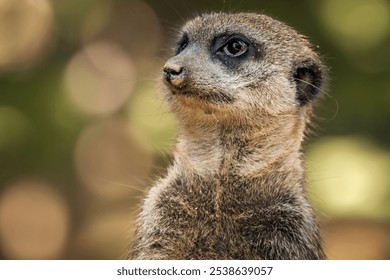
[163, 61, 186, 88]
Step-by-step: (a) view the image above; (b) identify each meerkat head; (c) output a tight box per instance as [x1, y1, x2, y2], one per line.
[162, 12, 326, 126]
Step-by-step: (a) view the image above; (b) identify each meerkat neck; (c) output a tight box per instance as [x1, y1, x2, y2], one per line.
[175, 113, 306, 182]
[175, 123, 223, 174]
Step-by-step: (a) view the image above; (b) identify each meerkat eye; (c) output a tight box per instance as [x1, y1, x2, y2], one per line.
[212, 34, 255, 68]
[222, 39, 248, 57]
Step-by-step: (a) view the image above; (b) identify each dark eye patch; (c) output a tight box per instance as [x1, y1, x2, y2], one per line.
[210, 34, 258, 69]
[176, 32, 189, 55]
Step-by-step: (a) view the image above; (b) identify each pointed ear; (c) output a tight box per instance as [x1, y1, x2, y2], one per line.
[293, 59, 324, 106]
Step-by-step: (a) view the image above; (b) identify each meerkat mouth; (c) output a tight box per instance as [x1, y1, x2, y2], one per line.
[169, 87, 235, 105]
[163, 77, 235, 104]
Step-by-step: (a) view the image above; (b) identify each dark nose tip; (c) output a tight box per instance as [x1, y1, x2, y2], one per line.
[163, 62, 186, 85]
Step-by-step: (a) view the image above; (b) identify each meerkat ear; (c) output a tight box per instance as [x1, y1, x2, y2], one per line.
[293, 59, 323, 106]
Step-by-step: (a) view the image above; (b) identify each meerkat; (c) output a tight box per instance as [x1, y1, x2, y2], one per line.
[129, 12, 326, 260]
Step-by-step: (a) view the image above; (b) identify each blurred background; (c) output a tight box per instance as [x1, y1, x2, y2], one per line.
[0, 0, 389, 260]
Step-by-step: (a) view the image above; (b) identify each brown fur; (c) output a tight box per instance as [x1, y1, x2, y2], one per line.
[129, 12, 326, 260]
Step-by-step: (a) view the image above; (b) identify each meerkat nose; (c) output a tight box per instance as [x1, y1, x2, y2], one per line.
[163, 61, 186, 87]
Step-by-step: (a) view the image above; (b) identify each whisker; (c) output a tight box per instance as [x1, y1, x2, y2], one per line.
[102, 180, 147, 194]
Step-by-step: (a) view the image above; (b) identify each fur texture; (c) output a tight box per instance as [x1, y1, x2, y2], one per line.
[129, 12, 326, 260]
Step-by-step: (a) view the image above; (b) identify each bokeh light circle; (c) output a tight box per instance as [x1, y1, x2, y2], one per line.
[320, 0, 390, 53]
[0, 180, 70, 259]
[64, 40, 136, 116]
[0, 0, 55, 70]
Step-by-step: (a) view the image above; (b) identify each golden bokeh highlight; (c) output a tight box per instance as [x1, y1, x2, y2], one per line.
[0, 0, 55, 70]
[306, 137, 390, 219]
[82, 0, 162, 64]
[63, 40, 136, 116]
[0, 180, 70, 259]
[74, 119, 152, 199]
[320, 0, 390, 54]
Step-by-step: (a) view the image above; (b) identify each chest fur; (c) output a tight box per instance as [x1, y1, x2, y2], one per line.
[140, 171, 313, 259]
